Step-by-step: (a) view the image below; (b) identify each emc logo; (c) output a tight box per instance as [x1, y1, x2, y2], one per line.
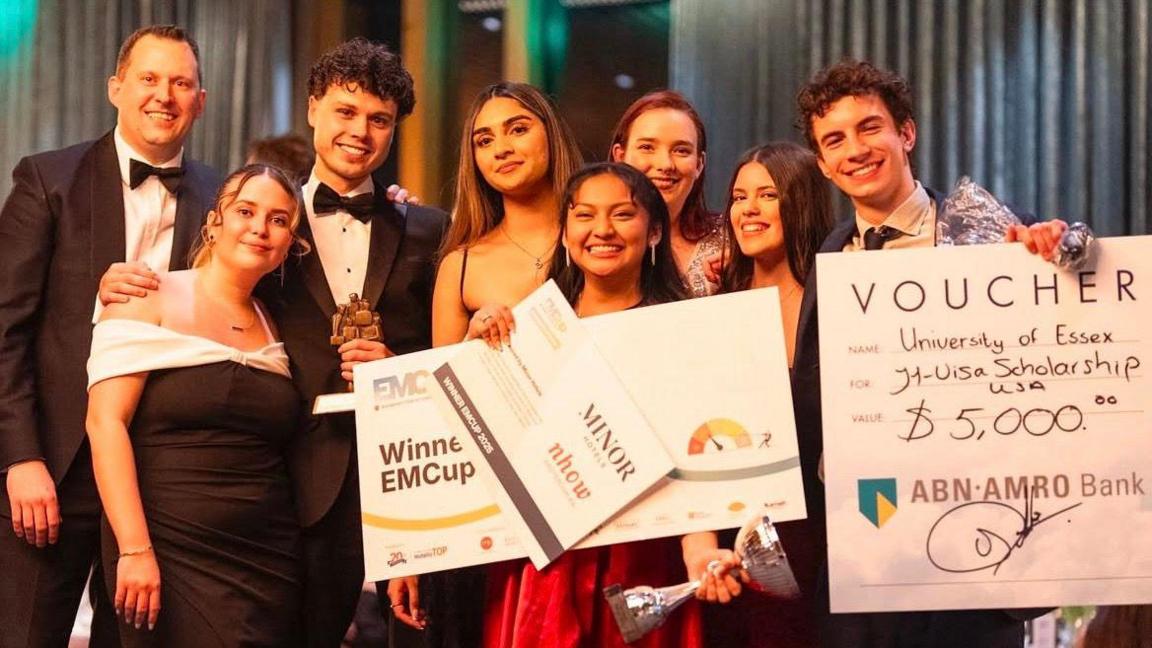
[373, 370, 432, 407]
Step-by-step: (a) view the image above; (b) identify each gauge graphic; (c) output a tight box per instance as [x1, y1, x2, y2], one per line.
[687, 418, 753, 454]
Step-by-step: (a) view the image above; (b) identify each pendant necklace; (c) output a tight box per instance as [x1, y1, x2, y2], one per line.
[230, 308, 258, 332]
[502, 225, 555, 271]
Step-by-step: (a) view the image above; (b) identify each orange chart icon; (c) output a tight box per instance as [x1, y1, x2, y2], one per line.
[687, 418, 752, 454]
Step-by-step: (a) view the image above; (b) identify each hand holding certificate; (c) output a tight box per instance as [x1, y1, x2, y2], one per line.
[432, 281, 675, 568]
[353, 285, 808, 580]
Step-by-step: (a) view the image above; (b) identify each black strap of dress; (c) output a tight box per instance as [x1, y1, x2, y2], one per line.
[459, 248, 469, 303]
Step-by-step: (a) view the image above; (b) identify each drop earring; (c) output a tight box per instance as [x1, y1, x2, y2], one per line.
[565, 246, 570, 267]
[649, 243, 656, 266]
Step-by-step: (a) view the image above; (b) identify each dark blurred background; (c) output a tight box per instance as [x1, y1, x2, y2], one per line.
[0, 0, 1148, 234]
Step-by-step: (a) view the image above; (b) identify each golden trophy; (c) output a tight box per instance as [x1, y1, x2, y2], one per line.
[313, 293, 383, 414]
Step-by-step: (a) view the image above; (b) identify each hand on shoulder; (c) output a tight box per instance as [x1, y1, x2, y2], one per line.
[98, 261, 160, 306]
[100, 270, 184, 325]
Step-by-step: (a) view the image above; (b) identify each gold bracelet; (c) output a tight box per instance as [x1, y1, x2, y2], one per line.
[118, 545, 153, 558]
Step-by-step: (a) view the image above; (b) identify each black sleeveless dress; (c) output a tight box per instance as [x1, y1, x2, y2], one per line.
[89, 321, 302, 647]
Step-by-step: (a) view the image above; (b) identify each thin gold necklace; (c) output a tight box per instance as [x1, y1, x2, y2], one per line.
[501, 225, 555, 271]
[228, 307, 258, 332]
[196, 278, 258, 332]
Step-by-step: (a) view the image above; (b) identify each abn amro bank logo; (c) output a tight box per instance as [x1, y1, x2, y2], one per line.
[858, 478, 898, 528]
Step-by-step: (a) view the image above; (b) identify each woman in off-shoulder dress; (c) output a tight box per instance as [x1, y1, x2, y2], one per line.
[85, 164, 307, 647]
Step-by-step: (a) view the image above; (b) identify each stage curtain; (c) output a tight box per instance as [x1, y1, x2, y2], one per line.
[0, 0, 293, 196]
[671, 0, 1150, 235]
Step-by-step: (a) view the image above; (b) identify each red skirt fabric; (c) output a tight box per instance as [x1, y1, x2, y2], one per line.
[701, 519, 822, 647]
[483, 537, 703, 648]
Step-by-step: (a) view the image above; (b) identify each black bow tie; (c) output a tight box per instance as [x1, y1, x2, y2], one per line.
[313, 183, 376, 223]
[129, 159, 183, 193]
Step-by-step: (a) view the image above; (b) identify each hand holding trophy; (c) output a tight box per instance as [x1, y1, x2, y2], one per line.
[329, 293, 383, 390]
[603, 513, 800, 643]
[313, 293, 383, 414]
[937, 176, 1095, 269]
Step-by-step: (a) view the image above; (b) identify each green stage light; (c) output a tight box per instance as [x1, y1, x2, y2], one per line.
[0, 0, 37, 65]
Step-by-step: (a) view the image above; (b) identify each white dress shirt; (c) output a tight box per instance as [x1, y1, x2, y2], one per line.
[114, 127, 182, 269]
[303, 171, 374, 305]
[92, 128, 184, 322]
[844, 181, 937, 252]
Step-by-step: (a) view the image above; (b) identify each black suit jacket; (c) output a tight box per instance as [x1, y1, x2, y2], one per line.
[0, 132, 220, 482]
[792, 187, 1043, 646]
[269, 188, 447, 527]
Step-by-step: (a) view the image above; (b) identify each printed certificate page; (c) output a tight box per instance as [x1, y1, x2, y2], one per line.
[353, 289, 805, 577]
[819, 237, 1152, 612]
[576, 288, 807, 548]
[433, 281, 675, 568]
[353, 346, 522, 580]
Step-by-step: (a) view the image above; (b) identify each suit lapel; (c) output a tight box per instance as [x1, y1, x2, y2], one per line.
[88, 133, 126, 283]
[169, 166, 208, 270]
[796, 218, 857, 358]
[295, 212, 339, 318]
[360, 190, 404, 310]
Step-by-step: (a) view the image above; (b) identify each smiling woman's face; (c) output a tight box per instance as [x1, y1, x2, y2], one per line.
[729, 161, 785, 261]
[471, 96, 551, 198]
[564, 173, 656, 283]
[612, 107, 703, 219]
[206, 173, 296, 274]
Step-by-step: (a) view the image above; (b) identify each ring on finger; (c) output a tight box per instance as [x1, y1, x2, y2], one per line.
[481, 314, 494, 323]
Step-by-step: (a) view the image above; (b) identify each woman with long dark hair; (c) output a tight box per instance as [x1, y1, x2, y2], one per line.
[431, 82, 583, 346]
[473, 163, 739, 648]
[721, 141, 834, 363]
[388, 82, 583, 646]
[705, 142, 835, 647]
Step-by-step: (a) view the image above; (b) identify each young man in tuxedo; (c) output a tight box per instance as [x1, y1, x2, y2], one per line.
[99, 37, 446, 647]
[0, 25, 220, 647]
[789, 59, 1064, 647]
[279, 37, 448, 647]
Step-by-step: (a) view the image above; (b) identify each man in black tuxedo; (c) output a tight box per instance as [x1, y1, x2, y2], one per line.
[277, 39, 446, 647]
[790, 60, 1064, 647]
[99, 37, 446, 647]
[0, 25, 219, 647]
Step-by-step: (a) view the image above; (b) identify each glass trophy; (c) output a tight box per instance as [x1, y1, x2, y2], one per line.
[603, 513, 800, 643]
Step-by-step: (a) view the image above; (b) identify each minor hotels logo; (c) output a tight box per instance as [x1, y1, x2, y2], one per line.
[858, 478, 898, 528]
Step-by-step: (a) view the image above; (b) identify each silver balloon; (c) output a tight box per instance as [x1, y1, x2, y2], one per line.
[937, 176, 1095, 270]
[604, 514, 799, 643]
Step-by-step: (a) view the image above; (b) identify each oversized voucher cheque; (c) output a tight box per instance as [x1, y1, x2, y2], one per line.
[433, 281, 675, 568]
[819, 236, 1152, 613]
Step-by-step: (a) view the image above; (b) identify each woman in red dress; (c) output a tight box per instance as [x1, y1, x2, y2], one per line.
[471, 163, 743, 648]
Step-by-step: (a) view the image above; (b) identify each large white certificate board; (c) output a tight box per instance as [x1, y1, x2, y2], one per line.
[578, 288, 806, 547]
[354, 346, 521, 580]
[355, 287, 807, 579]
[818, 237, 1152, 613]
[432, 282, 674, 568]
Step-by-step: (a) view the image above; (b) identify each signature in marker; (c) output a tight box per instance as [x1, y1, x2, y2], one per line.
[925, 486, 1082, 575]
